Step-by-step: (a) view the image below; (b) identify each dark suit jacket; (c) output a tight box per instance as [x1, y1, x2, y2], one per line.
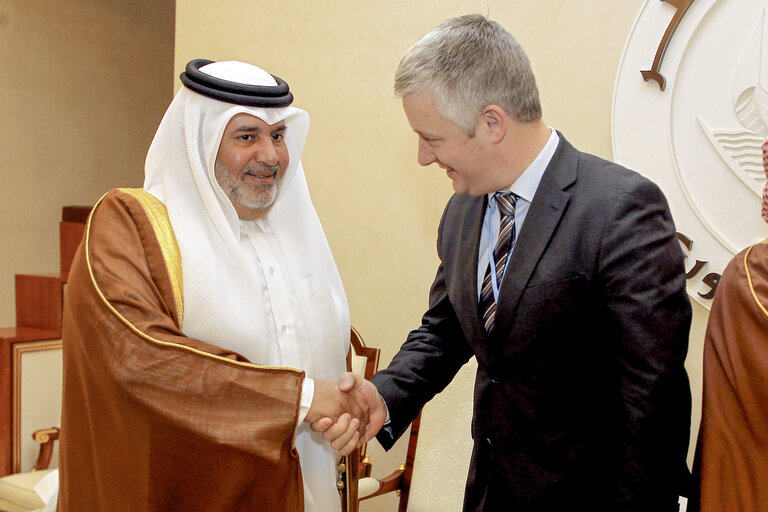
[371, 135, 692, 512]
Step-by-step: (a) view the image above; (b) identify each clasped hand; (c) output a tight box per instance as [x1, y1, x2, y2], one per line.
[305, 372, 386, 455]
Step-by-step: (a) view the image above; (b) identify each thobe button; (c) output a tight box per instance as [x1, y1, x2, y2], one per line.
[281, 325, 287, 333]
[269, 267, 275, 275]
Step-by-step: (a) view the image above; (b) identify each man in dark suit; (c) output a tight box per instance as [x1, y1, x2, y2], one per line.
[316, 14, 692, 512]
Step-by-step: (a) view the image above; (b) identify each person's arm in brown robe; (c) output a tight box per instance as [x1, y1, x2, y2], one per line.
[59, 189, 305, 511]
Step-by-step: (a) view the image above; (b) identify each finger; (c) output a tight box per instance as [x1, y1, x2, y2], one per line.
[360, 419, 377, 444]
[331, 418, 360, 452]
[337, 372, 356, 392]
[356, 414, 369, 437]
[326, 415, 356, 447]
[321, 413, 352, 443]
[349, 391, 371, 430]
[338, 431, 360, 456]
[360, 404, 386, 444]
[310, 417, 334, 433]
[346, 379, 370, 420]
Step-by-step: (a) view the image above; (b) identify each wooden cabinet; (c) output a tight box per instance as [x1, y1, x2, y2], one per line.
[0, 207, 89, 476]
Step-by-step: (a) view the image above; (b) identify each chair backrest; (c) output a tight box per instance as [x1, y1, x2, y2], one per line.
[347, 327, 380, 466]
[358, 356, 477, 512]
[340, 327, 380, 512]
[401, 359, 476, 511]
[343, 327, 424, 512]
[348, 326, 379, 381]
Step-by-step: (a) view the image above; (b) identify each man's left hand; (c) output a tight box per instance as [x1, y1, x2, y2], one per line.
[310, 372, 387, 455]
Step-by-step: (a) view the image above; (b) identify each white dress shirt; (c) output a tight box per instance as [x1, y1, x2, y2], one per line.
[476, 128, 560, 296]
[242, 219, 315, 423]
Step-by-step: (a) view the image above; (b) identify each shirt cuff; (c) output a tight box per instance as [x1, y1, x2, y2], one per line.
[381, 394, 394, 437]
[297, 376, 314, 425]
[382, 395, 391, 425]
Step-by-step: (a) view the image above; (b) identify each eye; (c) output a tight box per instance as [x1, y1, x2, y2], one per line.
[238, 134, 254, 141]
[271, 132, 285, 143]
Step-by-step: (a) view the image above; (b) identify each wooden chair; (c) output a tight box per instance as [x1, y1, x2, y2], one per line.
[0, 427, 60, 512]
[339, 327, 421, 512]
[26, 429, 58, 473]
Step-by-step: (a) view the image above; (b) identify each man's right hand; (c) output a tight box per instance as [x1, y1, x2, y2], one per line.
[309, 373, 387, 455]
[305, 378, 371, 432]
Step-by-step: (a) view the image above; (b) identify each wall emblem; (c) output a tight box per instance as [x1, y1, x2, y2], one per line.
[613, 0, 768, 309]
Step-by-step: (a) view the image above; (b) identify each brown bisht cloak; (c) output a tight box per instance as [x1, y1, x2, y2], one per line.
[693, 241, 768, 512]
[59, 188, 305, 511]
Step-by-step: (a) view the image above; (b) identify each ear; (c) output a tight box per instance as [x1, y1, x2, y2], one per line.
[480, 105, 507, 143]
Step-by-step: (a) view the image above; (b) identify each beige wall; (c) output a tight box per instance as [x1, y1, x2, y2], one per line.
[175, 0, 707, 509]
[0, 0, 175, 326]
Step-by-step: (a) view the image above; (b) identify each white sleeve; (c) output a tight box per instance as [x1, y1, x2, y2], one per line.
[297, 376, 314, 425]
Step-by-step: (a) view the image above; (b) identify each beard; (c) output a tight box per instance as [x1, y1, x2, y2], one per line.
[214, 161, 282, 211]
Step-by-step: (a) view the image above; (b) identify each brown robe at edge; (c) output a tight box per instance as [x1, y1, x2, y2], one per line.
[59, 189, 305, 511]
[692, 241, 768, 512]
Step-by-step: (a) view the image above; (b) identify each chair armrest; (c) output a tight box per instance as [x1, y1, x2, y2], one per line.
[31, 427, 59, 471]
[359, 464, 405, 500]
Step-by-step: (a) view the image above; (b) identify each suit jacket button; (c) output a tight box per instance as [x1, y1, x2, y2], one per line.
[485, 437, 493, 447]
[490, 378, 499, 384]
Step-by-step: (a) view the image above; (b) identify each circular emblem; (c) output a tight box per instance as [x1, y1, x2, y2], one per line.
[613, 0, 768, 309]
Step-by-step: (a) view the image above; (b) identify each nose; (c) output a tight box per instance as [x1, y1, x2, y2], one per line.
[254, 139, 279, 167]
[417, 137, 437, 166]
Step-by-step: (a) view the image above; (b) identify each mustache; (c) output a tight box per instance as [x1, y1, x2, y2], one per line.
[243, 164, 280, 177]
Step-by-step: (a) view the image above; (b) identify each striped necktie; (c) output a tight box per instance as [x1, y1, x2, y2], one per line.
[479, 191, 517, 335]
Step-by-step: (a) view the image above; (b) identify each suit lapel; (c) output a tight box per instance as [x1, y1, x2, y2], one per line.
[492, 136, 578, 338]
[446, 194, 487, 342]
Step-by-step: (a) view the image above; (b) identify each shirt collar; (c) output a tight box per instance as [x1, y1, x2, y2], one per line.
[488, 127, 559, 204]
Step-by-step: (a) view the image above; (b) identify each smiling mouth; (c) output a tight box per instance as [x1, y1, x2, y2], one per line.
[242, 164, 280, 183]
[245, 169, 277, 179]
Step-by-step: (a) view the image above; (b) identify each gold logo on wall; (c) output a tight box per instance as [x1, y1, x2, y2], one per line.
[641, 0, 695, 91]
[613, 0, 768, 309]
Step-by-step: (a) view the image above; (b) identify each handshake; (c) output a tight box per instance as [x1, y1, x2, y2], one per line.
[305, 372, 387, 455]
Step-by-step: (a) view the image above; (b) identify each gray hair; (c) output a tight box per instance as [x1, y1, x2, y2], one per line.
[394, 14, 542, 134]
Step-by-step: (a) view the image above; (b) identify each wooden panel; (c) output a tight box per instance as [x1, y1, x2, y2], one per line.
[14, 274, 65, 334]
[61, 206, 91, 224]
[0, 328, 59, 344]
[0, 337, 11, 477]
[13, 340, 63, 473]
[0, 206, 88, 476]
[60, 221, 86, 274]
[0, 330, 58, 477]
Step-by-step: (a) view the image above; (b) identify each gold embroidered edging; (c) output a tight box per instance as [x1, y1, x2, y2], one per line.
[84, 190, 303, 374]
[744, 244, 768, 320]
[118, 188, 185, 326]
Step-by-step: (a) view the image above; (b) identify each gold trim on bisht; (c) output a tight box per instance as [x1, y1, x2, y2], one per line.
[118, 188, 185, 326]
[82, 190, 301, 373]
[744, 243, 768, 320]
